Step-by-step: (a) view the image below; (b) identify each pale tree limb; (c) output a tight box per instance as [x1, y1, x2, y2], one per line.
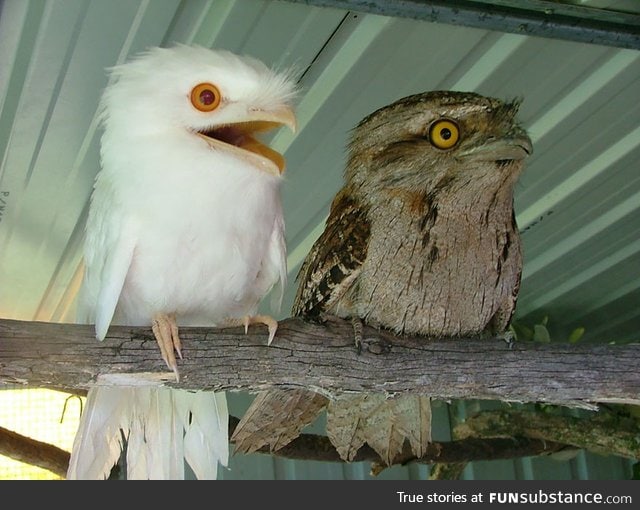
[0, 317, 638, 408]
[1, 316, 638, 478]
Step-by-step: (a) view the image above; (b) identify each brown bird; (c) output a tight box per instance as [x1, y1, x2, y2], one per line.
[232, 90, 532, 464]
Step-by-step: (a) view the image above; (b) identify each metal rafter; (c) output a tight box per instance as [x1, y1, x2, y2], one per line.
[283, 0, 640, 49]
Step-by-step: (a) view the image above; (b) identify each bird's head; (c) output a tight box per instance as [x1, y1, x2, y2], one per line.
[346, 91, 532, 199]
[100, 45, 297, 177]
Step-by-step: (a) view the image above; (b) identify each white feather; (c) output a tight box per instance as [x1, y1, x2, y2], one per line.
[68, 45, 294, 479]
[67, 387, 128, 479]
[183, 392, 229, 480]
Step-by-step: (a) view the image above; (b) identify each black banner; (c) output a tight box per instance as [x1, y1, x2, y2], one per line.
[7, 480, 639, 509]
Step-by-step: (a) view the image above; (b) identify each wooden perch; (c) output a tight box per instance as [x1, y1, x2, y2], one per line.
[1, 316, 638, 409]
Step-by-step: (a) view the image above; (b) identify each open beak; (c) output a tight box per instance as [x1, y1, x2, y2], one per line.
[196, 106, 296, 176]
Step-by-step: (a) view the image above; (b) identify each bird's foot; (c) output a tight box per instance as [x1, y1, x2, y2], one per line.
[351, 316, 364, 354]
[151, 313, 182, 381]
[243, 314, 279, 345]
[500, 329, 516, 350]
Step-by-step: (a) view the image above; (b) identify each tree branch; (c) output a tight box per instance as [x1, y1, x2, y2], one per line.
[1, 316, 638, 408]
[454, 408, 640, 460]
[0, 416, 569, 479]
[225, 416, 567, 465]
[0, 426, 70, 478]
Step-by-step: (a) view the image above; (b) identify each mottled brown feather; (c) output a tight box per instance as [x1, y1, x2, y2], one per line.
[292, 188, 370, 318]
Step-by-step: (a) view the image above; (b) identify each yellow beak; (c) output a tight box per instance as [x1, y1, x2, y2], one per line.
[196, 105, 297, 176]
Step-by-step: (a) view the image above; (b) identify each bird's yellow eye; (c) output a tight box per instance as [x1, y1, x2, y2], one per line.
[190, 83, 222, 112]
[429, 119, 460, 149]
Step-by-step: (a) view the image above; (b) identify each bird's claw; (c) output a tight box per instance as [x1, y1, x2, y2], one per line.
[152, 313, 182, 382]
[351, 316, 363, 355]
[501, 330, 516, 350]
[243, 314, 279, 346]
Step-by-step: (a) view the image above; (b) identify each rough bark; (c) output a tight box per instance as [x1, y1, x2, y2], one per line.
[455, 408, 640, 460]
[1, 317, 639, 409]
[424, 406, 640, 480]
[0, 426, 70, 478]
[2, 317, 637, 477]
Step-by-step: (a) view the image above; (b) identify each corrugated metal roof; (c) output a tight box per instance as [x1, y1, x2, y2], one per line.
[0, 0, 637, 479]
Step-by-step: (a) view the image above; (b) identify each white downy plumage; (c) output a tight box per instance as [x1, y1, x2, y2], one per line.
[67, 45, 296, 480]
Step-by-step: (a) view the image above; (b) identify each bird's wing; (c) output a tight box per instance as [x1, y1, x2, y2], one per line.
[292, 187, 371, 317]
[489, 212, 523, 334]
[232, 189, 371, 454]
[79, 180, 138, 339]
[93, 229, 136, 340]
[265, 203, 288, 314]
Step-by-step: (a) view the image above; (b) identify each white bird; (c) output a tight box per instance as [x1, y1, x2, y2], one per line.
[67, 45, 296, 479]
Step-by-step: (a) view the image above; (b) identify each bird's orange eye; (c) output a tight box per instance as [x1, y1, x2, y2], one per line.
[190, 83, 221, 112]
[429, 119, 459, 149]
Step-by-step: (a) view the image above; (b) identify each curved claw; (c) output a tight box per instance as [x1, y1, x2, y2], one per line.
[152, 313, 182, 382]
[243, 314, 279, 346]
[267, 321, 278, 346]
[501, 330, 516, 350]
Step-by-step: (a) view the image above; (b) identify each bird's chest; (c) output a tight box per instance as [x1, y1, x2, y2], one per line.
[352, 201, 521, 337]
[117, 180, 278, 324]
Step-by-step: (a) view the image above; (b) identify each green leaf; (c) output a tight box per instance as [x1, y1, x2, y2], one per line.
[533, 324, 551, 343]
[568, 327, 585, 344]
[510, 321, 533, 342]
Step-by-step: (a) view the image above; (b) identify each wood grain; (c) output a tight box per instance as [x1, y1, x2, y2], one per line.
[0, 316, 638, 408]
